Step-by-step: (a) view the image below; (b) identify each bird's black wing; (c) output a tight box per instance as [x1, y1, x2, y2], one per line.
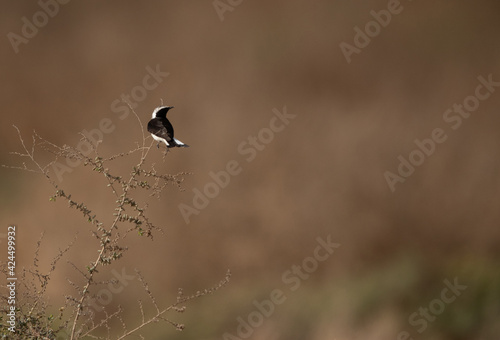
[147, 118, 174, 142]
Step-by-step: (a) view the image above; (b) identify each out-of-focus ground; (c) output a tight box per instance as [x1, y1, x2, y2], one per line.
[1, 1, 500, 339]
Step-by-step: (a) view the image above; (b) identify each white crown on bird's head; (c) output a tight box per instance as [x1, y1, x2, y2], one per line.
[151, 105, 174, 118]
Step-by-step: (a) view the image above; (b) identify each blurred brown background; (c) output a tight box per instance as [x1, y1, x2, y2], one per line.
[1, 1, 500, 339]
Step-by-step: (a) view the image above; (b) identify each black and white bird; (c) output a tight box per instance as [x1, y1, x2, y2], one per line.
[147, 106, 189, 148]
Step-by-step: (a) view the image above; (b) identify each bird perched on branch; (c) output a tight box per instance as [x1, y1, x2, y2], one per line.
[147, 106, 189, 148]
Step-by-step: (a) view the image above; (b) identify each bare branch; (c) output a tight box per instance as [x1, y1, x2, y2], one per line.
[2, 117, 228, 339]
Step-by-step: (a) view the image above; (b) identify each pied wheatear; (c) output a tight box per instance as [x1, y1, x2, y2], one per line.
[147, 106, 189, 148]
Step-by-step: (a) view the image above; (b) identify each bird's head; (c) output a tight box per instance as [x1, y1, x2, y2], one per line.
[152, 105, 174, 118]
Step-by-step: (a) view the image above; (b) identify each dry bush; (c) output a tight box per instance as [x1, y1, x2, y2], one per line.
[0, 110, 230, 339]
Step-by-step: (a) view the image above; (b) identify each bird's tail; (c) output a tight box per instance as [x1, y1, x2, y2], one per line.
[173, 138, 189, 148]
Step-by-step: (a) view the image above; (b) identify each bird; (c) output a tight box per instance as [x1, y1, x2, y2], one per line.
[147, 105, 189, 149]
